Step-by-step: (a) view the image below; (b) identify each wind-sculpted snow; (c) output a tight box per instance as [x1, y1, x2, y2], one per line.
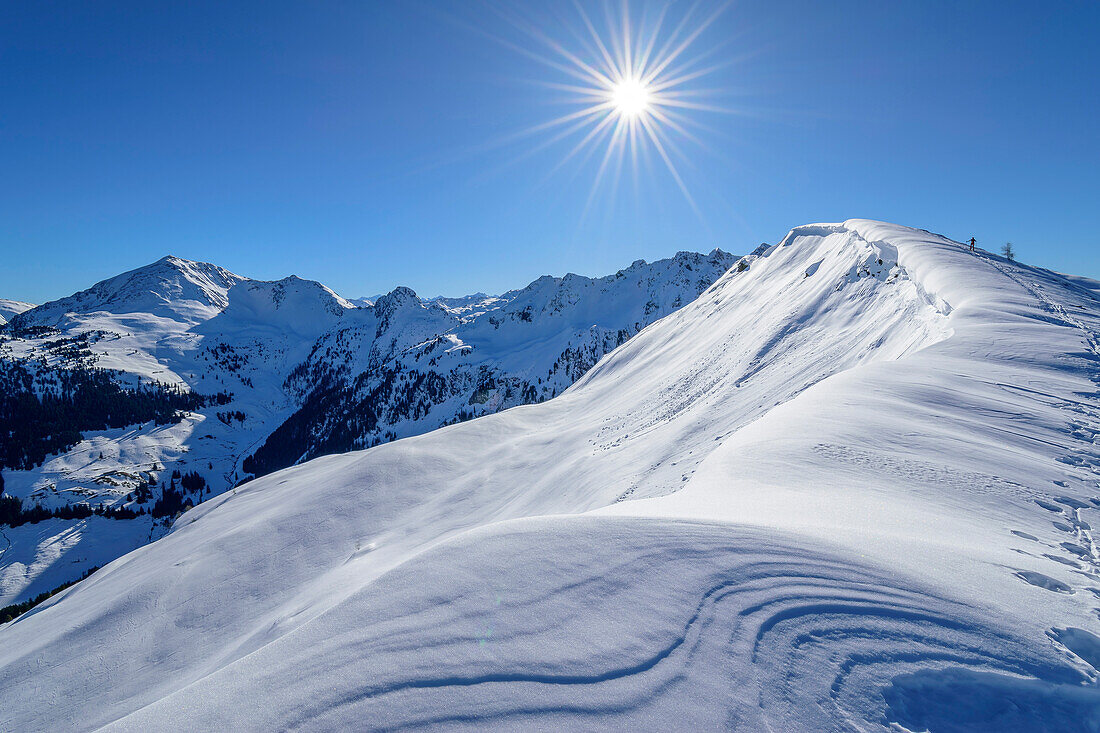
[3, 517, 1097, 731]
[40, 517, 1079, 732]
[3, 220, 1100, 730]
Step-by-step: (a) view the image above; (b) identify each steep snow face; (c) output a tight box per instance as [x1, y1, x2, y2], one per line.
[6, 220, 1098, 730]
[0, 299, 34, 326]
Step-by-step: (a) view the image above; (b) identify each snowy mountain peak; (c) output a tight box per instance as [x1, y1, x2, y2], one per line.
[11, 255, 246, 328]
[126, 255, 245, 303]
[776, 222, 849, 249]
[154, 254, 198, 269]
[376, 285, 420, 304]
[196, 275, 357, 339]
[255, 275, 354, 312]
[372, 285, 450, 341]
[372, 284, 422, 318]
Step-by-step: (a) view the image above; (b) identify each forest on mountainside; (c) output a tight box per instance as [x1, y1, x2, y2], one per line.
[0, 359, 230, 470]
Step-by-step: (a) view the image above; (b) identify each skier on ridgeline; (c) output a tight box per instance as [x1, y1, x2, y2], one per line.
[969, 237, 976, 252]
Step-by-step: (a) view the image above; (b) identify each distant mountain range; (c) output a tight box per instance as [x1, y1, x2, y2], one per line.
[0, 247, 736, 606]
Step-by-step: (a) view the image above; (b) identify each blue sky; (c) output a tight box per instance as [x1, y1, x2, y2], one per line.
[2, 1, 1098, 304]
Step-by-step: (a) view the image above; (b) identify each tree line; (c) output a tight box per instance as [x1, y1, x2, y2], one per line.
[0, 492, 142, 527]
[0, 565, 100, 624]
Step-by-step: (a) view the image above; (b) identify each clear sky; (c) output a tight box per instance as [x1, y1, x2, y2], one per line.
[2, 1, 1098, 304]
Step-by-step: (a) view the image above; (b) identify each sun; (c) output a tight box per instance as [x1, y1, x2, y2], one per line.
[490, 1, 732, 217]
[610, 77, 651, 119]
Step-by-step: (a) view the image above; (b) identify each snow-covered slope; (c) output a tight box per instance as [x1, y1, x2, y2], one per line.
[3, 220, 1098, 731]
[0, 249, 734, 608]
[0, 299, 34, 326]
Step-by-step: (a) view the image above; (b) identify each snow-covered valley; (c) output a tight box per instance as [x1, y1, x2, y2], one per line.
[3, 220, 1100, 730]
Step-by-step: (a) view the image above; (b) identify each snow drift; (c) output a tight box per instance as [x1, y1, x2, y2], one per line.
[2, 220, 1100, 731]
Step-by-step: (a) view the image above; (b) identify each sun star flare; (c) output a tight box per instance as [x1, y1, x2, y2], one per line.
[498, 1, 732, 217]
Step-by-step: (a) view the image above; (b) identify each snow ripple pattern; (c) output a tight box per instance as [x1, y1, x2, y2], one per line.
[102, 518, 1098, 732]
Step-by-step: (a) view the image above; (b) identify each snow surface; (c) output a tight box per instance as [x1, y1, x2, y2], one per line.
[3, 220, 1100, 731]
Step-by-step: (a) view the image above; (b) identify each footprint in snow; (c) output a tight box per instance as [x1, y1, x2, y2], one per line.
[1016, 570, 1074, 593]
[1050, 627, 1100, 673]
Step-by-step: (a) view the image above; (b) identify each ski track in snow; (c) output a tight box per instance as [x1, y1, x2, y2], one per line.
[4, 220, 1100, 731]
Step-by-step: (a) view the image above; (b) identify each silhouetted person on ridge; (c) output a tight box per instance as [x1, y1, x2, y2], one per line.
[969, 237, 976, 251]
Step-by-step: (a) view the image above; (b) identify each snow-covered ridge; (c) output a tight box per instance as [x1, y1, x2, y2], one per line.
[4, 219, 1098, 730]
[0, 299, 34, 326]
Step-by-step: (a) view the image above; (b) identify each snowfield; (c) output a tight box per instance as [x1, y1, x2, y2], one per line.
[3, 220, 1100, 730]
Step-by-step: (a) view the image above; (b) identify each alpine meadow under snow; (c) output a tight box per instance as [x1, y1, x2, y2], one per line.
[2, 220, 1100, 730]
